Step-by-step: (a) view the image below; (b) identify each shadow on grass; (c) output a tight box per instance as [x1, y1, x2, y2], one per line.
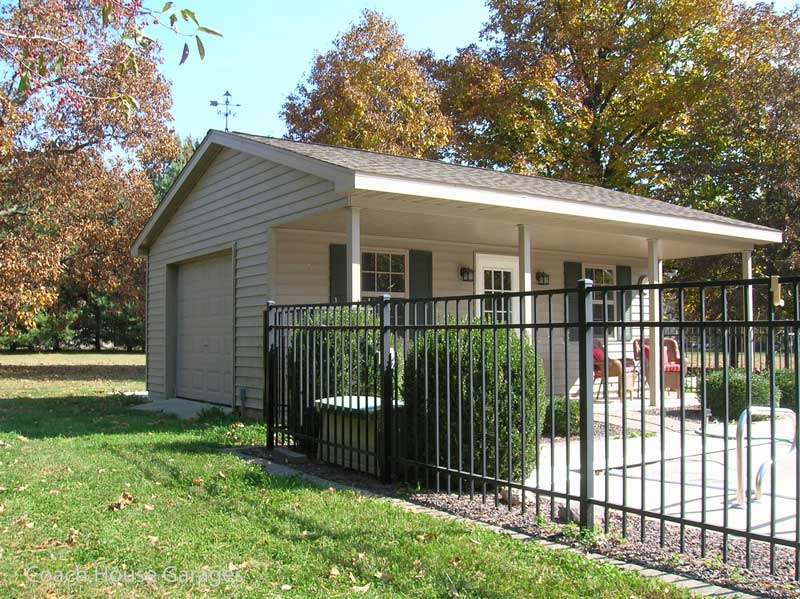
[0, 394, 245, 441]
[0, 364, 145, 382]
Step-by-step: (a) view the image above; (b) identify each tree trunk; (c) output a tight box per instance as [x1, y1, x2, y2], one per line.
[94, 304, 102, 351]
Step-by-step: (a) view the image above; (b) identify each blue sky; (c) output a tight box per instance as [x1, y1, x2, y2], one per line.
[156, 0, 490, 141]
[156, 0, 796, 142]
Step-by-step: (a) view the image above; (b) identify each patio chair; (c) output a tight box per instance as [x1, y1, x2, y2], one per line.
[593, 340, 636, 400]
[637, 337, 683, 398]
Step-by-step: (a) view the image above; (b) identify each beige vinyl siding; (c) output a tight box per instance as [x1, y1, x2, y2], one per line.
[146, 148, 341, 409]
[274, 227, 647, 397]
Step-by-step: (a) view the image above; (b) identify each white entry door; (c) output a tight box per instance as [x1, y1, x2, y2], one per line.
[474, 254, 519, 322]
[176, 253, 233, 404]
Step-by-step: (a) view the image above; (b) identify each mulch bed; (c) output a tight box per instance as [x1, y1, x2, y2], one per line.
[242, 446, 800, 599]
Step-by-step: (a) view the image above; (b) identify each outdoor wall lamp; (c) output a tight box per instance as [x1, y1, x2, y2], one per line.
[535, 271, 550, 285]
[459, 267, 474, 282]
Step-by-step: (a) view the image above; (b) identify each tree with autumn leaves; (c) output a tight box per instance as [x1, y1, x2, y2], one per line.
[0, 0, 215, 342]
[285, 3, 800, 278]
[282, 9, 451, 159]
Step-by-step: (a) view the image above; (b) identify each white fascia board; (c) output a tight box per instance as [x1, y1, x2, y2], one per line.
[131, 130, 357, 256]
[352, 172, 783, 246]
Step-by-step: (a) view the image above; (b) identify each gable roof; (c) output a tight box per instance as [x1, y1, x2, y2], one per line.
[234, 132, 776, 233]
[132, 129, 781, 256]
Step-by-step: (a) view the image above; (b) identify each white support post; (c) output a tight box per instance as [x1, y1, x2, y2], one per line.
[518, 224, 533, 341]
[647, 239, 663, 407]
[346, 206, 361, 302]
[742, 249, 754, 371]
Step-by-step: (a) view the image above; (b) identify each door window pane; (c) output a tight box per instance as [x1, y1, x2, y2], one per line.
[482, 268, 513, 322]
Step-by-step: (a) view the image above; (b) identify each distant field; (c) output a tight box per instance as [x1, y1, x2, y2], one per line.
[0, 351, 145, 397]
[0, 351, 145, 366]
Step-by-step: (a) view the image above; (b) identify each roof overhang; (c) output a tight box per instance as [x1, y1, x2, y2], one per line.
[132, 130, 782, 258]
[349, 173, 782, 248]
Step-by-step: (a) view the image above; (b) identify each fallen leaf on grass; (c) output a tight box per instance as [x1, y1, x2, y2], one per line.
[108, 491, 135, 512]
[12, 516, 33, 529]
[14, 485, 28, 493]
[280, 584, 292, 591]
[0, 504, 4, 514]
[328, 566, 340, 579]
[375, 571, 394, 582]
[35, 538, 67, 550]
[352, 583, 371, 593]
[146, 535, 159, 546]
[143, 504, 155, 512]
[16, 435, 28, 442]
[0, 440, 10, 448]
[216, 471, 226, 479]
[192, 478, 205, 486]
[66, 529, 78, 546]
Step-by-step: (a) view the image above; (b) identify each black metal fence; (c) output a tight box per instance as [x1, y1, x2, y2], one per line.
[264, 276, 800, 578]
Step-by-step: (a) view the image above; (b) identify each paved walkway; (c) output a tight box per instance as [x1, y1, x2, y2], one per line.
[131, 397, 232, 420]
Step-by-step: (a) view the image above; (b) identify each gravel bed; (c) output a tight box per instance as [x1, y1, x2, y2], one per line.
[240, 446, 799, 597]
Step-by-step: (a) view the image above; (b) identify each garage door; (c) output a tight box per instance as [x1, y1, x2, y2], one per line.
[176, 253, 233, 404]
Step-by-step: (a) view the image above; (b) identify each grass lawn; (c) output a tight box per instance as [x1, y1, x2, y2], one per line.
[0, 354, 689, 598]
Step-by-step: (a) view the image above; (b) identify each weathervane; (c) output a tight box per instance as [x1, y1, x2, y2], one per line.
[209, 90, 241, 132]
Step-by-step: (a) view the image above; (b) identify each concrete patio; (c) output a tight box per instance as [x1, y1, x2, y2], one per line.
[532, 395, 799, 541]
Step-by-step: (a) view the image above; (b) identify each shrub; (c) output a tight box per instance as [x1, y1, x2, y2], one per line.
[703, 369, 777, 421]
[402, 321, 547, 484]
[775, 369, 797, 411]
[541, 396, 580, 438]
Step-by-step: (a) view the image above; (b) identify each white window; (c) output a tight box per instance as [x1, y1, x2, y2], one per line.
[584, 265, 616, 333]
[475, 254, 519, 323]
[361, 250, 407, 298]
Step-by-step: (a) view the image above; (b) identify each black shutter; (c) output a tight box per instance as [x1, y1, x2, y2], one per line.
[616, 265, 632, 340]
[329, 244, 347, 303]
[409, 250, 433, 324]
[564, 261, 583, 341]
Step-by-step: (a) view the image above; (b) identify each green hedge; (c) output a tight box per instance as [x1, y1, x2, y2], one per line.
[541, 396, 580, 438]
[703, 369, 777, 421]
[402, 321, 547, 483]
[775, 369, 797, 410]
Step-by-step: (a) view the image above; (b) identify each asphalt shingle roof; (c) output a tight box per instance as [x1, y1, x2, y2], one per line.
[232, 132, 775, 232]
